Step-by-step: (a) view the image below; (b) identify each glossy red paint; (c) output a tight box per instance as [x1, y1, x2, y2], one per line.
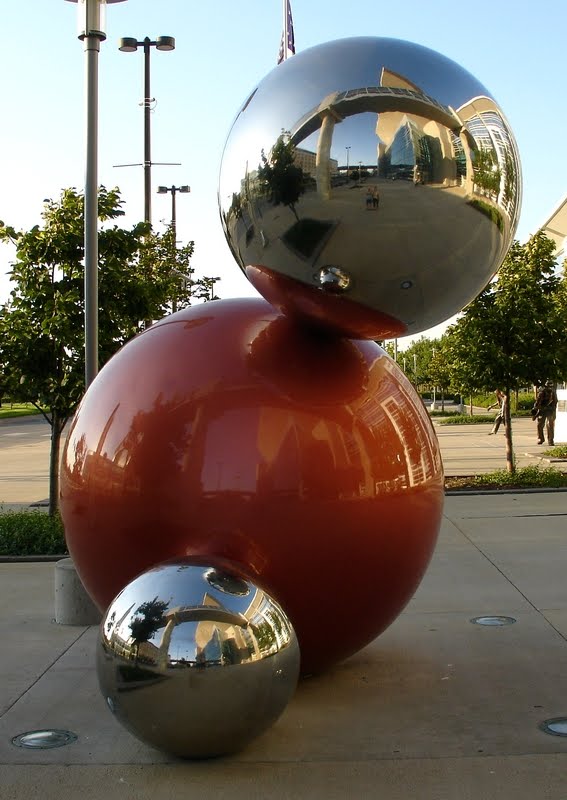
[60, 297, 443, 674]
[245, 263, 407, 340]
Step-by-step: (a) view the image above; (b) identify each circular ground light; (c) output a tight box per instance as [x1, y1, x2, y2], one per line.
[539, 718, 567, 737]
[470, 615, 516, 626]
[11, 729, 77, 749]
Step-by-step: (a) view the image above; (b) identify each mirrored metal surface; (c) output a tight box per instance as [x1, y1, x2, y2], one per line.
[219, 37, 521, 338]
[97, 559, 300, 759]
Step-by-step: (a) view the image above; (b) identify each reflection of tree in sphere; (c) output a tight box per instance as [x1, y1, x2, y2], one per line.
[61, 298, 444, 675]
[219, 37, 521, 339]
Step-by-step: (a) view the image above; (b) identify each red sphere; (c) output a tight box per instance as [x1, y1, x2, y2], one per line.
[60, 298, 444, 674]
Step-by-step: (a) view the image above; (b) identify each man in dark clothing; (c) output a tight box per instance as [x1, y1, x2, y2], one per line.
[532, 382, 558, 446]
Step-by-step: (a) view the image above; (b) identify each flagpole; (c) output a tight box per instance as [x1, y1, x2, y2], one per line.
[283, 0, 288, 62]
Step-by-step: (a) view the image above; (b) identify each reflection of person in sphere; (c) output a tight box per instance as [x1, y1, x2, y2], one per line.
[365, 188, 373, 209]
[372, 187, 380, 209]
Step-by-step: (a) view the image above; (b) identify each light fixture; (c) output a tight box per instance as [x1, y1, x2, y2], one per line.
[12, 729, 78, 750]
[540, 717, 567, 737]
[66, 0, 126, 42]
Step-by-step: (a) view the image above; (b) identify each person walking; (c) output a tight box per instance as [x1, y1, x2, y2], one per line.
[532, 381, 558, 446]
[487, 389, 507, 434]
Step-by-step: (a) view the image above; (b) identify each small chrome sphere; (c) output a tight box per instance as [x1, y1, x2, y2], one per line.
[219, 36, 521, 339]
[97, 559, 300, 759]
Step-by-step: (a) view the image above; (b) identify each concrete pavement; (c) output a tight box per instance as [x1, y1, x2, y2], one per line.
[2, 492, 567, 797]
[1, 415, 567, 797]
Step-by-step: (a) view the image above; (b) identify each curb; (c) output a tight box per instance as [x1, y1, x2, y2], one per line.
[0, 554, 68, 563]
[445, 487, 567, 496]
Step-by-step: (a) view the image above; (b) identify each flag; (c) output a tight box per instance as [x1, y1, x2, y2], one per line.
[277, 0, 295, 64]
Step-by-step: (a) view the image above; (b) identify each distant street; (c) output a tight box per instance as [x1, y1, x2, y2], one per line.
[0, 416, 52, 506]
[0, 413, 563, 507]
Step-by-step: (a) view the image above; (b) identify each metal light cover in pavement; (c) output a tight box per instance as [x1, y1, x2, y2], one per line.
[11, 729, 78, 749]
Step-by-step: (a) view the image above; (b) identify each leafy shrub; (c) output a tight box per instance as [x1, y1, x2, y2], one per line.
[544, 446, 567, 459]
[473, 466, 567, 488]
[0, 510, 67, 556]
[438, 414, 495, 425]
[446, 466, 567, 490]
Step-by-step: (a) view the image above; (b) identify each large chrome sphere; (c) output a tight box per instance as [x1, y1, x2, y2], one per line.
[97, 559, 300, 759]
[219, 37, 521, 339]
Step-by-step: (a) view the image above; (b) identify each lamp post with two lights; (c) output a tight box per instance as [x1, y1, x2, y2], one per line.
[118, 35, 176, 224]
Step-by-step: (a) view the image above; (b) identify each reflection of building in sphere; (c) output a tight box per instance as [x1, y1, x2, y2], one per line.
[293, 146, 339, 183]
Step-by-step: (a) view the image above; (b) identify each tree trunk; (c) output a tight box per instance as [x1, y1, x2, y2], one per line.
[469, 396, 473, 416]
[441, 390, 445, 412]
[49, 411, 63, 517]
[504, 387, 515, 474]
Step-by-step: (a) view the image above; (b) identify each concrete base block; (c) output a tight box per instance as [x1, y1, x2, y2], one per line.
[54, 558, 102, 626]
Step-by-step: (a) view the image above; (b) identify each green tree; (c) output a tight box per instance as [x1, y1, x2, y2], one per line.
[445, 232, 565, 473]
[428, 338, 452, 411]
[377, 340, 396, 360]
[0, 187, 200, 514]
[401, 336, 438, 389]
[257, 135, 306, 220]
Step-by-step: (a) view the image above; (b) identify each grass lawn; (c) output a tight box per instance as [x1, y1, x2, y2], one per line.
[0, 403, 43, 420]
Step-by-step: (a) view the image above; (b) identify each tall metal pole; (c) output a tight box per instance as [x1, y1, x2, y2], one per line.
[67, 0, 127, 384]
[170, 187, 177, 312]
[143, 37, 152, 224]
[83, 17, 101, 386]
[171, 186, 177, 241]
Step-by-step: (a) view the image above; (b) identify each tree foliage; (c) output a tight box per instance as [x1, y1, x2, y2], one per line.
[445, 232, 566, 472]
[0, 187, 215, 513]
[446, 233, 565, 392]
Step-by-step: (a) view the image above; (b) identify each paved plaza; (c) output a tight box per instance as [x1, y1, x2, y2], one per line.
[1, 415, 567, 798]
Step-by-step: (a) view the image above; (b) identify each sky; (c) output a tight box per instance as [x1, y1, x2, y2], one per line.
[2, 0, 567, 347]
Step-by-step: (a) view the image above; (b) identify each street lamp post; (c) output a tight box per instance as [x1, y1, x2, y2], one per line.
[157, 184, 190, 242]
[431, 347, 437, 410]
[118, 35, 176, 223]
[157, 184, 190, 312]
[200, 277, 221, 302]
[345, 145, 351, 180]
[65, 0, 126, 387]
